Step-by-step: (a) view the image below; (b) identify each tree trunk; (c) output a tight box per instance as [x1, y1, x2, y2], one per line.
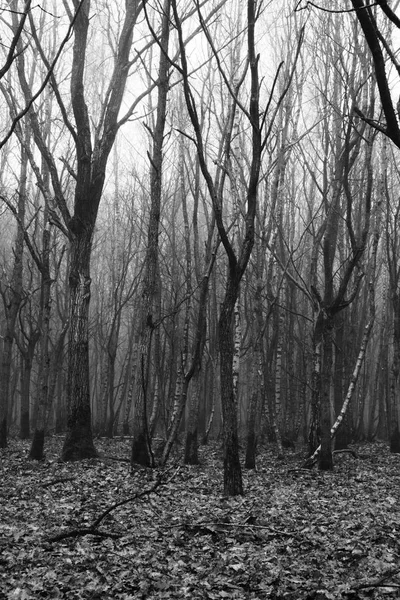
[184, 370, 202, 465]
[219, 273, 243, 496]
[0, 142, 26, 447]
[62, 231, 98, 460]
[131, 0, 171, 467]
[389, 292, 400, 451]
[319, 314, 334, 471]
[131, 329, 154, 467]
[29, 230, 53, 461]
[245, 390, 258, 469]
[19, 334, 39, 439]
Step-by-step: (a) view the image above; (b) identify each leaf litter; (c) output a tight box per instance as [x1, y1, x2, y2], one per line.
[1, 438, 400, 599]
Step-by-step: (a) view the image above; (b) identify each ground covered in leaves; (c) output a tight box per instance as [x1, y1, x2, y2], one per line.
[1, 438, 400, 600]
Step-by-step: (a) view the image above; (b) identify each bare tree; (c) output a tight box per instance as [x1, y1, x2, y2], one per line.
[130, 0, 172, 467]
[5, 0, 145, 459]
[170, 0, 283, 495]
[349, 0, 400, 451]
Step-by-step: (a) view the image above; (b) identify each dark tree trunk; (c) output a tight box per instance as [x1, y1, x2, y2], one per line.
[131, 331, 153, 467]
[62, 231, 97, 461]
[184, 247, 216, 465]
[29, 230, 54, 461]
[308, 310, 323, 456]
[245, 391, 258, 470]
[219, 274, 243, 496]
[131, 0, 171, 467]
[29, 429, 45, 461]
[0, 179, 25, 447]
[20, 410, 30, 440]
[319, 314, 334, 471]
[390, 428, 400, 453]
[19, 335, 38, 439]
[184, 430, 199, 465]
[184, 372, 201, 465]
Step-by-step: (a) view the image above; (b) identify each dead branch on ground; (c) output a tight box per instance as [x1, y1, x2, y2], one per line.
[46, 465, 181, 543]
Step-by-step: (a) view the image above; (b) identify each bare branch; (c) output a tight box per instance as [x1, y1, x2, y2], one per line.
[0, 1, 86, 150]
[0, 0, 32, 80]
[295, 0, 379, 13]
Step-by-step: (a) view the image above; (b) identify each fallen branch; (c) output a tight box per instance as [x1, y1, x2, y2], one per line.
[46, 465, 181, 543]
[47, 528, 121, 542]
[41, 477, 75, 488]
[171, 519, 297, 538]
[351, 568, 400, 591]
[333, 448, 358, 458]
[100, 456, 131, 463]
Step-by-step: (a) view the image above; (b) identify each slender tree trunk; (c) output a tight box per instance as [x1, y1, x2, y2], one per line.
[245, 389, 258, 469]
[245, 279, 264, 469]
[105, 324, 119, 438]
[184, 369, 202, 464]
[131, 329, 153, 466]
[319, 314, 334, 470]
[202, 356, 217, 445]
[131, 0, 171, 467]
[309, 310, 323, 455]
[30, 230, 52, 460]
[274, 304, 284, 457]
[19, 334, 39, 439]
[0, 177, 25, 448]
[390, 292, 400, 451]
[219, 272, 243, 496]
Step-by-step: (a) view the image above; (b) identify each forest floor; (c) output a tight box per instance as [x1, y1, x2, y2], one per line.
[1, 438, 400, 600]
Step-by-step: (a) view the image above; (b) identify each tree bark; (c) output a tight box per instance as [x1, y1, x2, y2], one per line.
[61, 0, 140, 459]
[219, 272, 244, 495]
[29, 229, 53, 460]
[319, 313, 334, 470]
[62, 230, 98, 460]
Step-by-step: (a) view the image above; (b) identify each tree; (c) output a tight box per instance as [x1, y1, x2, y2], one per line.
[7, 0, 144, 459]
[170, 0, 287, 495]
[307, 13, 375, 469]
[131, 0, 172, 467]
[349, 0, 400, 451]
[0, 150, 26, 447]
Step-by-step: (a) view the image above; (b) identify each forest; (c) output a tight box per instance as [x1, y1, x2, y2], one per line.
[1, 0, 400, 597]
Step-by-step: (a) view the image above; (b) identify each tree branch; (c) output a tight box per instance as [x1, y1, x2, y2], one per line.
[0, 0, 85, 150]
[46, 466, 181, 543]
